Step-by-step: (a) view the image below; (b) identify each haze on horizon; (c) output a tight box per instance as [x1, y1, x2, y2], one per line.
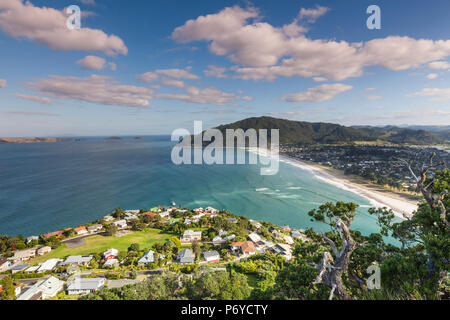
[0, 0, 449, 137]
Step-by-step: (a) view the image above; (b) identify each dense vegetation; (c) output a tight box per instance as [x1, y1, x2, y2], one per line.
[213, 117, 444, 146]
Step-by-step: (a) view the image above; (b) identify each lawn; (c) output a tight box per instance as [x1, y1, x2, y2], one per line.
[30, 228, 174, 264]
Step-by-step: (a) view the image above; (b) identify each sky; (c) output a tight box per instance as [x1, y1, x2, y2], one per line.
[0, 0, 449, 137]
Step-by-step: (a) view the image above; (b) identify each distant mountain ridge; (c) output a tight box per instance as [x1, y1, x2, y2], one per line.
[212, 117, 445, 146]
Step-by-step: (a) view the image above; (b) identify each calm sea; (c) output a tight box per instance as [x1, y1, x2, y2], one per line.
[0, 136, 382, 237]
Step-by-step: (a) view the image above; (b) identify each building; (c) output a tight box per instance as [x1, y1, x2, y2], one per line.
[137, 250, 155, 265]
[103, 215, 114, 222]
[12, 248, 36, 262]
[103, 248, 119, 260]
[17, 276, 64, 300]
[159, 211, 170, 218]
[26, 236, 39, 244]
[212, 236, 225, 246]
[248, 232, 262, 243]
[74, 226, 88, 235]
[231, 241, 256, 256]
[143, 211, 158, 217]
[180, 230, 202, 243]
[0, 258, 11, 272]
[112, 219, 127, 228]
[283, 235, 295, 245]
[10, 264, 29, 274]
[124, 213, 138, 221]
[37, 258, 63, 272]
[87, 224, 103, 233]
[42, 230, 65, 239]
[228, 218, 238, 224]
[272, 243, 293, 260]
[177, 249, 195, 264]
[67, 277, 106, 295]
[36, 246, 52, 256]
[206, 207, 218, 214]
[103, 259, 119, 268]
[61, 255, 93, 266]
[203, 251, 220, 263]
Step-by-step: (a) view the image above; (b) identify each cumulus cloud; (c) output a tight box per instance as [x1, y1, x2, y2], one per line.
[137, 72, 159, 83]
[426, 73, 438, 80]
[428, 61, 450, 70]
[282, 84, 353, 102]
[156, 68, 199, 80]
[77, 55, 106, 70]
[408, 87, 450, 102]
[15, 94, 52, 104]
[0, 0, 127, 56]
[204, 65, 228, 78]
[161, 78, 185, 88]
[29, 75, 153, 107]
[298, 5, 330, 23]
[172, 6, 450, 81]
[0, 78, 6, 88]
[313, 77, 327, 82]
[156, 84, 250, 106]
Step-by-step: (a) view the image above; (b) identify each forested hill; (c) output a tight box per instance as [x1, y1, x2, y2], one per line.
[213, 117, 444, 146]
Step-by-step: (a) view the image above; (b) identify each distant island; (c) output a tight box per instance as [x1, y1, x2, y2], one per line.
[0, 137, 74, 144]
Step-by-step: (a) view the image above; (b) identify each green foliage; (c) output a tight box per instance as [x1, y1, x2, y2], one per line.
[0, 276, 17, 300]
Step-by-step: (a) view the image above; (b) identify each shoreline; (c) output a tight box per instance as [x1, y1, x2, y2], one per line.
[248, 148, 419, 219]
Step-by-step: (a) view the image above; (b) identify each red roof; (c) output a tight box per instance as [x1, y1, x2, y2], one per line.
[143, 212, 157, 217]
[232, 241, 256, 253]
[74, 226, 87, 233]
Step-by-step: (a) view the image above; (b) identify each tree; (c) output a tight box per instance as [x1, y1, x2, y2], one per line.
[0, 276, 17, 300]
[307, 202, 367, 300]
[104, 224, 118, 236]
[112, 207, 124, 219]
[128, 243, 140, 252]
[192, 240, 201, 261]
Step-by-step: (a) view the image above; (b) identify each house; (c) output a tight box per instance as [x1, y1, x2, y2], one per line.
[218, 230, 228, 237]
[143, 211, 157, 217]
[206, 207, 218, 214]
[112, 219, 127, 228]
[249, 219, 262, 229]
[124, 213, 138, 221]
[248, 232, 262, 243]
[193, 208, 204, 213]
[103, 248, 119, 260]
[67, 277, 106, 295]
[61, 255, 93, 266]
[26, 236, 39, 244]
[203, 251, 220, 263]
[283, 226, 291, 233]
[17, 276, 64, 300]
[87, 224, 103, 233]
[137, 250, 155, 265]
[283, 235, 295, 245]
[228, 218, 238, 224]
[10, 264, 29, 274]
[42, 230, 64, 239]
[74, 226, 88, 235]
[231, 241, 256, 256]
[223, 234, 236, 241]
[272, 243, 293, 260]
[36, 246, 52, 256]
[103, 259, 119, 268]
[102, 215, 114, 222]
[212, 236, 225, 246]
[177, 249, 195, 264]
[0, 258, 11, 272]
[184, 218, 192, 225]
[180, 230, 202, 243]
[12, 248, 36, 262]
[37, 258, 63, 272]
[159, 211, 170, 218]
[125, 210, 140, 214]
[26, 265, 40, 273]
[291, 230, 308, 241]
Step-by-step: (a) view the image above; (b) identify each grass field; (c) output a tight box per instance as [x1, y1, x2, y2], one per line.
[30, 228, 174, 264]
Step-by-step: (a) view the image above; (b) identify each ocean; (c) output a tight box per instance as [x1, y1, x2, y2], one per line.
[0, 136, 382, 237]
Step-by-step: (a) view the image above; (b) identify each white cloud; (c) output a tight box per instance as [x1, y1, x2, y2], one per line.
[0, 0, 127, 56]
[15, 94, 52, 104]
[77, 55, 106, 70]
[137, 72, 159, 83]
[298, 5, 330, 23]
[428, 61, 450, 70]
[365, 87, 376, 92]
[408, 87, 450, 102]
[426, 73, 438, 79]
[282, 84, 353, 102]
[156, 84, 249, 106]
[367, 95, 383, 101]
[204, 65, 228, 78]
[156, 69, 199, 80]
[0, 78, 6, 88]
[313, 77, 327, 82]
[161, 78, 185, 88]
[29, 75, 153, 107]
[172, 6, 450, 81]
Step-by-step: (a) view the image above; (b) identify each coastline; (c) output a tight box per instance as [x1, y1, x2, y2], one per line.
[248, 148, 419, 219]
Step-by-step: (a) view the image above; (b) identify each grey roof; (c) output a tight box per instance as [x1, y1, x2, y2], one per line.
[177, 249, 195, 264]
[138, 250, 155, 264]
[11, 264, 29, 271]
[67, 278, 105, 291]
[61, 255, 93, 265]
[203, 250, 219, 259]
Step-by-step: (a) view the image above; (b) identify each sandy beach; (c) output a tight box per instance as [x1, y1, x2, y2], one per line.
[249, 148, 419, 219]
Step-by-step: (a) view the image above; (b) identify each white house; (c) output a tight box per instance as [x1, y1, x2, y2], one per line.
[36, 246, 52, 256]
[103, 259, 119, 268]
[26, 236, 39, 244]
[112, 219, 127, 228]
[61, 255, 93, 266]
[203, 250, 220, 263]
[103, 248, 119, 260]
[67, 277, 106, 295]
[212, 236, 225, 246]
[137, 250, 155, 265]
[37, 258, 63, 272]
[17, 276, 64, 300]
[248, 233, 262, 243]
[12, 248, 36, 262]
[159, 211, 170, 218]
[180, 230, 202, 243]
[87, 224, 103, 233]
[103, 215, 114, 222]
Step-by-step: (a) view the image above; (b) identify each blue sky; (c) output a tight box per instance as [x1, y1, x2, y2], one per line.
[0, 0, 449, 137]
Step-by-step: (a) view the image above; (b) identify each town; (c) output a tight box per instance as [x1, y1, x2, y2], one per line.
[0, 205, 305, 300]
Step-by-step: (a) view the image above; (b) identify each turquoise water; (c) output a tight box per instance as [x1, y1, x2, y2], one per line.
[0, 136, 381, 237]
